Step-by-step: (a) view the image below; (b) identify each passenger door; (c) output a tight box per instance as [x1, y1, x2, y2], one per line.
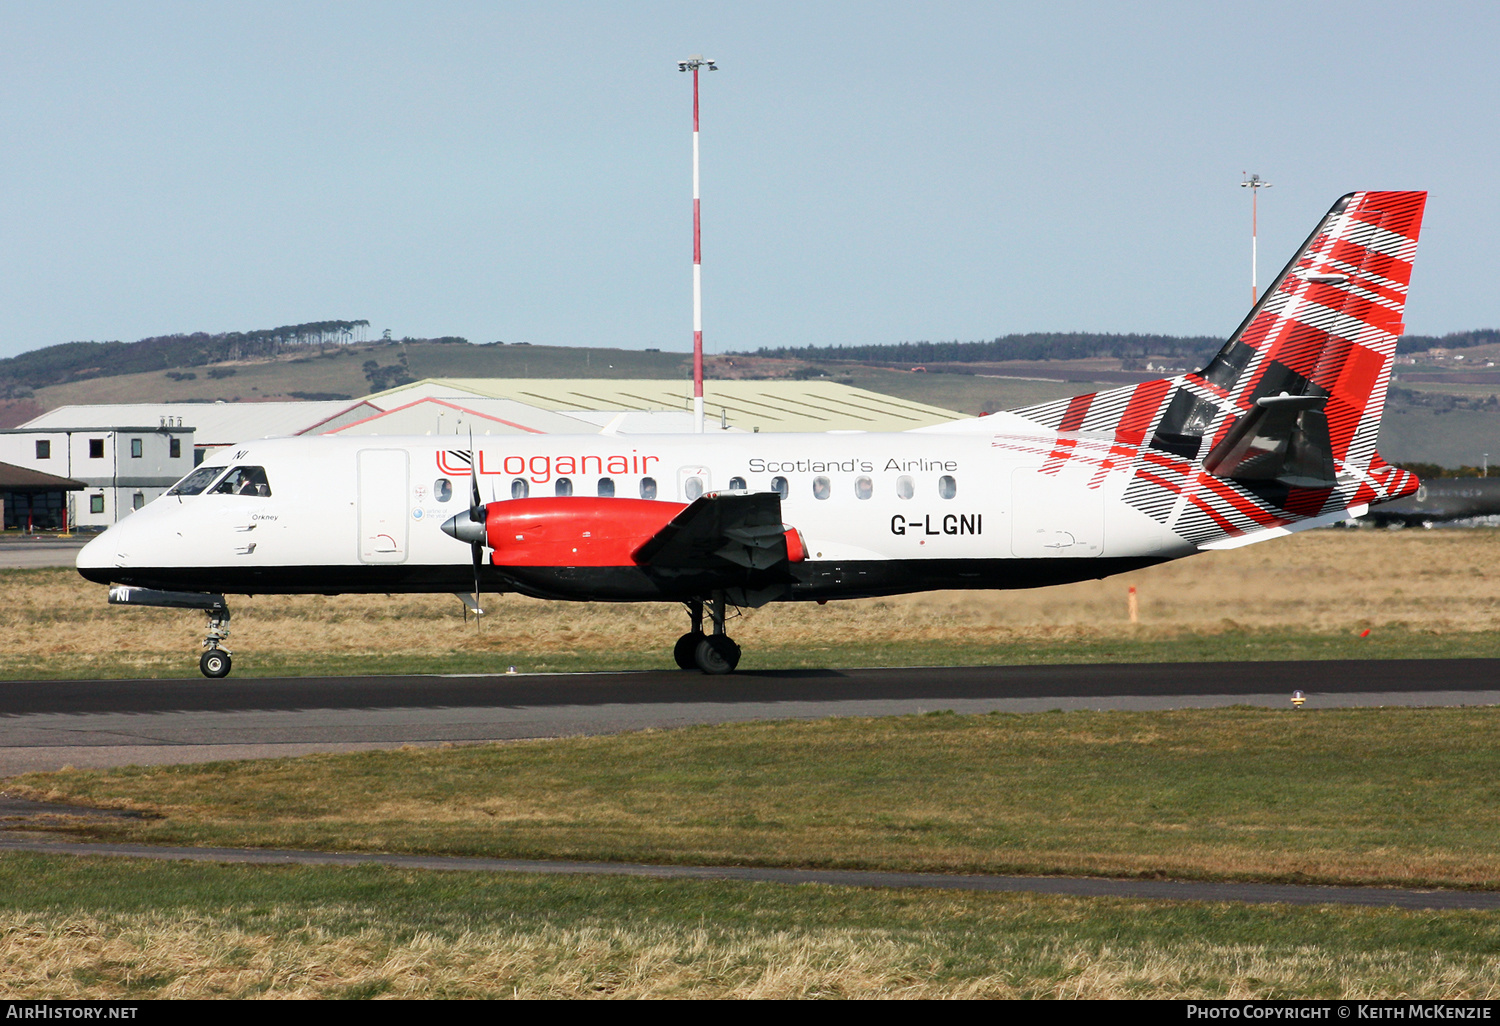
[358, 449, 410, 563]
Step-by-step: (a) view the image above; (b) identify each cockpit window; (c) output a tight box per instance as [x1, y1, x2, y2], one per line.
[211, 466, 272, 497]
[166, 466, 227, 497]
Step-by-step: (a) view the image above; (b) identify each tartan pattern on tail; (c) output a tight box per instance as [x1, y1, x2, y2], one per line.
[1003, 191, 1426, 545]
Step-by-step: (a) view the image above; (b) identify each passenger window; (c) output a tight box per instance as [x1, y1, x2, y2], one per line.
[211, 466, 272, 497]
[812, 476, 831, 500]
[896, 475, 914, 500]
[939, 475, 957, 499]
[771, 476, 789, 500]
[511, 478, 529, 499]
[856, 476, 873, 500]
[433, 478, 453, 503]
[684, 476, 704, 501]
[555, 477, 573, 497]
[640, 477, 658, 499]
[729, 476, 746, 490]
[598, 477, 615, 498]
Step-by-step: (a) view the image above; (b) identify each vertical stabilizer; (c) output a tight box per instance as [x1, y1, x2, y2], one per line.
[1005, 191, 1425, 545]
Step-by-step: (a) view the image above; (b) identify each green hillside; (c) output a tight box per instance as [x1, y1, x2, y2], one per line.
[6, 323, 1500, 468]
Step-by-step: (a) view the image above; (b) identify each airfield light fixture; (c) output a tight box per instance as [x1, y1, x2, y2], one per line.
[680, 55, 717, 432]
[1241, 173, 1272, 305]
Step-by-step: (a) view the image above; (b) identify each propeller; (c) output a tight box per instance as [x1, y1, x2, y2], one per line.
[468, 440, 484, 615]
[439, 434, 488, 618]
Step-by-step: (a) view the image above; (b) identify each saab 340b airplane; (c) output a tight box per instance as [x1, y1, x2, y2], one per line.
[79, 191, 1427, 677]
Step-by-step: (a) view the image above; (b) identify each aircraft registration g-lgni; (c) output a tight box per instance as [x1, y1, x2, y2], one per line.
[79, 191, 1427, 677]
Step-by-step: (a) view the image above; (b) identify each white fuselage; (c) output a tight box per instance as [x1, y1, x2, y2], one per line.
[77, 424, 1196, 600]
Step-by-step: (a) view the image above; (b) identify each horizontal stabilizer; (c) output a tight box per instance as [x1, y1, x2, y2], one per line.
[1203, 394, 1337, 489]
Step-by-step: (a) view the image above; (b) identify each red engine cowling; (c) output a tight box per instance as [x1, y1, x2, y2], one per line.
[480, 497, 806, 568]
[484, 498, 682, 567]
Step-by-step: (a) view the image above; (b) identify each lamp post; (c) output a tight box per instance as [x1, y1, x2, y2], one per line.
[679, 55, 717, 432]
[1241, 173, 1272, 305]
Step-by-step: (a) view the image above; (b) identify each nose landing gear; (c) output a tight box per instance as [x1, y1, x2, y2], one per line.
[199, 606, 232, 678]
[107, 587, 235, 679]
[675, 593, 740, 674]
[200, 648, 232, 678]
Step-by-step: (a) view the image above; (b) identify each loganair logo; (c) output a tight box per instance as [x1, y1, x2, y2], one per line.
[437, 449, 663, 485]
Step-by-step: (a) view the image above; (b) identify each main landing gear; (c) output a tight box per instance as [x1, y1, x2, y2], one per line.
[674, 593, 741, 674]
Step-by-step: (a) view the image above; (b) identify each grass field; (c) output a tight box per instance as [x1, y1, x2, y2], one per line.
[13, 707, 1500, 890]
[3, 854, 1499, 999]
[9, 706, 1500, 997]
[6, 527, 1500, 679]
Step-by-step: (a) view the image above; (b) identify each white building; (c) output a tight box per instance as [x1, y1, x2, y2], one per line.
[0, 423, 194, 528]
[23, 401, 357, 463]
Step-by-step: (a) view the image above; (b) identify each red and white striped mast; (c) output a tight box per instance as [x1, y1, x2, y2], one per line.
[1241, 173, 1272, 305]
[679, 55, 717, 432]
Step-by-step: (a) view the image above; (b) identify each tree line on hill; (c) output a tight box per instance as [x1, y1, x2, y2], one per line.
[1, 320, 1493, 401]
[744, 329, 1500, 366]
[0, 321, 472, 397]
[744, 333, 1223, 365]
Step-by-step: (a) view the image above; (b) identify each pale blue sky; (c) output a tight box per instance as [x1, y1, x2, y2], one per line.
[0, 1, 1495, 360]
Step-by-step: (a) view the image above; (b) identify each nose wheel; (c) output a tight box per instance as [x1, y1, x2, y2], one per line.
[200, 649, 232, 678]
[677, 594, 740, 674]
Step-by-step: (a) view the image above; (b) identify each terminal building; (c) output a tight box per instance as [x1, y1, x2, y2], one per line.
[0, 422, 194, 529]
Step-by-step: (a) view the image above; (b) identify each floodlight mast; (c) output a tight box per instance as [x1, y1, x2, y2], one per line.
[679, 55, 716, 432]
[1241, 173, 1272, 305]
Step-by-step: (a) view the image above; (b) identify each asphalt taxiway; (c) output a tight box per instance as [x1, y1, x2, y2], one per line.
[1, 659, 1497, 775]
[0, 536, 87, 570]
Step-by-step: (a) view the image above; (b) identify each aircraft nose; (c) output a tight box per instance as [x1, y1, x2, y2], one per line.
[75, 524, 127, 583]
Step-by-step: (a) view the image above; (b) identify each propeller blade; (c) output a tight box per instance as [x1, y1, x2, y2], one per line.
[472, 539, 484, 615]
[470, 431, 483, 616]
[469, 431, 482, 518]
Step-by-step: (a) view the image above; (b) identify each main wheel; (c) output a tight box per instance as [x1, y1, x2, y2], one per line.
[694, 635, 741, 675]
[200, 649, 232, 679]
[674, 631, 706, 670]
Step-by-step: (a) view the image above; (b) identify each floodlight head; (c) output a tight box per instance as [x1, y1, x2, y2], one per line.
[678, 62, 688, 71]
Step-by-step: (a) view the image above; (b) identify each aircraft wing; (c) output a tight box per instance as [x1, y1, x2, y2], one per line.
[633, 492, 792, 571]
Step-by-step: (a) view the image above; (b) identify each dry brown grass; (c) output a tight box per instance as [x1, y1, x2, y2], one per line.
[4, 905, 1499, 999]
[6, 528, 1500, 668]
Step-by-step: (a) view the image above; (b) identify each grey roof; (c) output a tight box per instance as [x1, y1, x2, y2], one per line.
[22, 402, 357, 446]
[316, 397, 602, 436]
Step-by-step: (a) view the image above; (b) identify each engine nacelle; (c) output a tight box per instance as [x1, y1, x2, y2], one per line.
[483, 497, 685, 567]
[442, 496, 807, 569]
